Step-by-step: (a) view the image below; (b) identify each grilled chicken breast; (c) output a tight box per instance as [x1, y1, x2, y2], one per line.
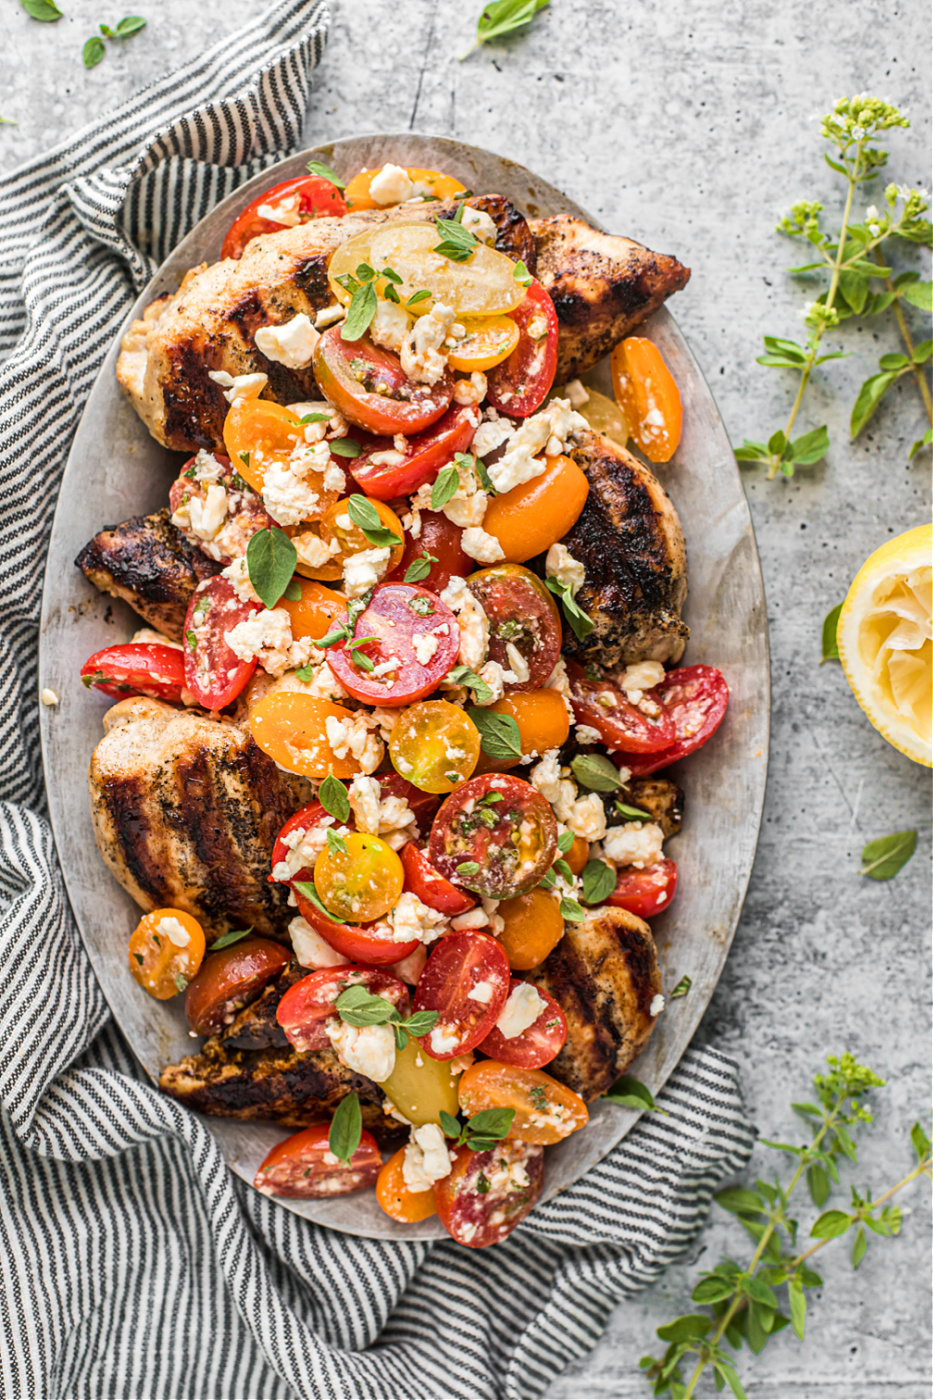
[117, 195, 534, 455]
[529, 216, 690, 380]
[88, 698, 308, 939]
[75, 509, 222, 641]
[560, 429, 689, 668]
[528, 906, 661, 1101]
[622, 777, 684, 839]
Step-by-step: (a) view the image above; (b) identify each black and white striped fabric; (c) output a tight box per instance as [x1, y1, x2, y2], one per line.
[0, 3, 755, 1395]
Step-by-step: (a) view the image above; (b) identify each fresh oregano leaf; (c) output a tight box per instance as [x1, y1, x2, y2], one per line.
[556, 830, 574, 853]
[462, 0, 550, 58]
[210, 926, 254, 951]
[340, 281, 378, 342]
[318, 773, 350, 822]
[581, 859, 616, 905]
[114, 15, 146, 35]
[545, 576, 593, 640]
[512, 258, 533, 287]
[282, 578, 303, 601]
[347, 495, 402, 548]
[604, 1074, 665, 1114]
[403, 552, 438, 583]
[306, 159, 346, 189]
[615, 802, 652, 821]
[449, 665, 492, 703]
[83, 35, 106, 66]
[572, 753, 624, 792]
[820, 602, 843, 662]
[431, 464, 461, 510]
[329, 1092, 362, 1165]
[559, 896, 585, 923]
[334, 987, 397, 1027]
[326, 828, 348, 855]
[246, 526, 298, 608]
[20, 0, 63, 19]
[456, 861, 481, 877]
[860, 830, 917, 880]
[669, 974, 692, 1000]
[467, 706, 522, 760]
[328, 438, 362, 458]
[293, 881, 347, 924]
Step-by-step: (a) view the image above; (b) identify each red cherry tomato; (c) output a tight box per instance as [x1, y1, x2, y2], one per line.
[566, 660, 676, 754]
[349, 404, 479, 501]
[467, 564, 562, 694]
[183, 577, 259, 711]
[276, 966, 409, 1052]
[221, 176, 347, 261]
[607, 857, 678, 918]
[184, 938, 291, 1036]
[399, 842, 477, 916]
[428, 773, 558, 899]
[313, 327, 454, 436]
[270, 800, 346, 887]
[485, 280, 558, 418]
[80, 642, 186, 703]
[412, 930, 510, 1060]
[386, 510, 471, 595]
[433, 1140, 545, 1248]
[476, 979, 567, 1068]
[624, 666, 730, 777]
[326, 583, 460, 706]
[254, 1122, 381, 1199]
[293, 888, 420, 967]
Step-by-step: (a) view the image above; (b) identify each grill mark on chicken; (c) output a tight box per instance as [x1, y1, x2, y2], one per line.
[623, 777, 683, 838]
[75, 509, 221, 640]
[291, 251, 332, 305]
[98, 774, 170, 906]
[466, 193, 536, 270]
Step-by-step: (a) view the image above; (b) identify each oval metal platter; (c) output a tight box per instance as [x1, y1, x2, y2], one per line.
[39, 134, 770, 1239]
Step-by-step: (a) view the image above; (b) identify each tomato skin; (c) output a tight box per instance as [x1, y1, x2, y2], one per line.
[294, 890, 420, 966]
[276, 966, 409, 1053]
[185, 938, 291, 1035]
[314, 327, 454, 436]
[434, 1140, 545, 1248]
[183, 577, 259, 711]
[314, 831, 404, 922]
[376, 1147, 438, 1222]
[81, 642, 186, 703]
[222, 176, 347, 260]
[611, 336, 683, 464]
[467, 564, 562, 694]
[399, 842, 477, 916]
[428, 773, 558, 899]
[345, 166, 465, 212]
[481, 453, 589, 564]
[386, 510, 471, 594]
[496, 889, 566, 971]
[458, 1060, 589, 1145]
[623, 666, 730, 777]
[349, 404, 478, 501]
[249, 693, 372, 779]
[566, 660, 676, 754]
[413, 931, 511, 1060]
[326, 583, 460, 706]
[254, 1122, 381, 1199]
[270, 801, 344, 887]
[607, 857, 678, 918]
[485, 280, 559, 418]
[476, 979, 567, 1069]
[278, 579, 346, 640]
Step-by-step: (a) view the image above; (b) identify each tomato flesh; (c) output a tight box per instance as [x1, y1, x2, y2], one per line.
[428, 773, 558, 899]
[222, 176, 347, 261]
[389, 699, 481, 795]
[607, 857, 678, 918]
[294, 891, 420, 966]
[254, 1122, 381, 1199]
[184, 937, 291, 1035]
[399, 842, 477, 916]
[183, 577, 259, 710]
[313, 832, 404, 922]
[326, 583, 460, 706]
[276, 966, 409, 1053]
[476, 979, 567, 1069]
[458, 1060, 589, 1144]
[348, 404, 478, 501]
[467, 564, 562, 694]
[386, 510, 471, 594]
[376, 1147, 438, 1222]
[314, 326, 453, 436]
[485, 280, 558, 418]
[623, 665, 730, 776]
[81, 642, 186, 703]
[566, 660, 676, 754]
[412, 931, 511, 1060]
[434, 1140, 544, 1248]
[169, 452, 274, 559]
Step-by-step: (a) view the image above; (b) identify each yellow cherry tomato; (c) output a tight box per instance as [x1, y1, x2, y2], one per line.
[379, 1035, 465, 1126]
[249, 693, 375, 779]
[344, 166, 466, 212]
[314, 832, 404, 922]
[495, 889, 565, 970]
[458, 1060, 589, 1144]
[129, 908, 205, 1000]
[389, 699, 480, 793]
[368, 223, 526, 317]
[448, 315, 520, 372]
[319, 496, 406, 577]
[278, 579, 346, 639]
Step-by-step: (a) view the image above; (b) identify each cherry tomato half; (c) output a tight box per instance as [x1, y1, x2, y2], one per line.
[480, 690, 570, 770]
[129, 909, 205, 1000]
[294, 890, 420, 967]
[81, 642, 186, 703]
[608, 857, 678, 918]
[611, 336, 683, 464]
[389, 699, 481, 795]
[185, 937, 290, 1035]
[254, 1122, 381, 1199]
[326, 583, 460, 707]
[271, 801, 348, 887]
[168, 453, 274, 562]
[314, 831, 404, 922]
[400, 842, 477, 916]
[495, 888, 566, 971]
[481, 453, 589, 564]
[278, 579, 346, 640]
[458, 1060, 589, 1145]
[183, 577, 259, 711]
[434, 1140, 544, 1248]
[277, 966, 410, 1053]
[566, 660, 676, 754]
[623, 666, 730, 777]
[477, 979, 567, 1069]
[485, 280, 559, 418]
[413, 931, 511, 1060]
[314, 326, 454, 436]
[318, 497, 406, 580]
[222, 401, 304, 494]
[428, 773, 558, 899]
[249, 693, 375, 779]
[448, 315, 520, 372]
[386, 510, 471, 595]
[222, 175, 347, 261]
[344, 165, 465, 211]
[349, 404, 478, 501]
[375, 1146, 438, 1222]
[467, 564, 562, 694]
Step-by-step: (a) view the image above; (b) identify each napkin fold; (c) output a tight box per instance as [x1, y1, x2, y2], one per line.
[0, 4, 754, 1395]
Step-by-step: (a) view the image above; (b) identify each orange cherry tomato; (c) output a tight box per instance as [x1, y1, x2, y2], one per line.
[481, 453, 589, 563]
[471, 689, 571, 776]
[319, 496, 406, 578]
[495, 888, 565, 970]
[458, 1060, 589, 1144]
[222, 401, 303, 493]
[292, 527, 344, 582]
[448, 315, 520, 372]
[389, 700, 480, 794]
[565, 835, 590, 876]
[128, 908, 205, 1000]
[610, 336, 683, 464]
[278, 578, 346, 639]
[375, 1147, 438, 1223]
[249, 693, 376, 779]
[314, 832, 404, 922]
[344, 166, 465, 211]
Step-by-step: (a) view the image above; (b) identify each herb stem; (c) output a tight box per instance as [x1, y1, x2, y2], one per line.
[788, 1153, 933, 1270]
[873, 248, 933, 425]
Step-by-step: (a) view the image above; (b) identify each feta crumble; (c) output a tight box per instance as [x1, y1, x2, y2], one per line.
[254, 314, 319, 369]
[403, 1123, 452, 1193]
[224, 608, 314, 678]
[370, 297, 412, 354]
[155, 915, 190, 948]
[400, 302, 461, 386]
[486, 398, 587, 494]
[546, 542, 585, 596]
[343, 546, 391, 597]
[368, 163, 415, 205]
[602, 821, 665, 869]
[208, 370, 268, 406]
[459, 206, 497, 242]
[326, 1020, 396, 1081]
[496, 983, 546, 1039]
[289, 916, 350, 969]
[461, 526, 505, 563]
[440, 576, 489, 671]
[649, 993, 665, 1017]
[389, 890, 449, 945]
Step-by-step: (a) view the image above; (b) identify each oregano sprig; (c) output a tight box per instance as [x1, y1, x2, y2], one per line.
[439, 1107, 515, 1152]
[334, 985, 438, 1050]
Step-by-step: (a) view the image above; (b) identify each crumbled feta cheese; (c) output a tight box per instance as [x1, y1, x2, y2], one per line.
[401, 302, 459, 386]
[271, 820, 340, 881]
[487, 398, 587, 494]
[450, 907, 489, 931]
[472, 415, 514, 458]
[453, 370, 488, 406]
[574, 724, 602, 745]
[326, 1020, 396, 1081]
[413, 632, 440, 666]
[474, 659, 506, 704]
[546, 542, 585, 596]
[603, 821, 665, 869]
[346, 775, 381, 836]
[385, 943, 428, 985]
[370, 298, 412, 353]
[154, 914, 190, 948]
[343, 546, 391, 598]
[315, 304, 346, 329]
[254, 314, 319, 369]
[185, 483, 229, 541]
[322, 711, 384, 774]
[429, 1024, 462, 1056]
[544, 656, 575, 723]
[468, 980, 494, 1004]
[620, 660, 666, 701]
[565, 379, 590, 409]
[496, 983, 546, 1038]
[187, 449, 225, 483]
[255, 193, 302, 227]
[461, 526, 505, 563]
[261, 463, 321, 528]
[289, 916, 350, 969]
[293, 530, 340, 570]
[480, 895, 505, 936]
[504, 641, 530, 683]
[220, 555, 262, 605]
[225, 608, 314, 678]
[208, 370, 268, 406]
[565, 792, 607, 842]
[369, 163, 415, 205]
[460, 206, 497, 242]
[389, 890, 449, 945]
[440, 576, 489, 670]
[403, 1123, 452, 1192]
[650, 994, 665, 1017]
[40, 688, 59, 707]
[529, 749, 577, 822]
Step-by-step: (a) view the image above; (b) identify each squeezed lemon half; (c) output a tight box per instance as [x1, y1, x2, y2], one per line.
[837, 522, 932, 767]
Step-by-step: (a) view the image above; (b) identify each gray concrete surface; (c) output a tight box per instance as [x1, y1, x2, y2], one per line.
[4, 1, 931, 1396]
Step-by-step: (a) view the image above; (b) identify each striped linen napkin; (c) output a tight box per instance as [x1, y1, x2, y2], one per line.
[0, 2, 754, 1395]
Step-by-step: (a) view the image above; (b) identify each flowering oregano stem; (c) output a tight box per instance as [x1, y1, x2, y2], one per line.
[874, 246, 933, 423]
[788, 1154, 932, 1272]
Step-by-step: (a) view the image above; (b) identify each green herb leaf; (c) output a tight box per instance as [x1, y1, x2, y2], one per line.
[655, 1314, 711, 1344]
[449, 665, 493, 703]
[807, 1162, 830, 1207]
[329, 1092, 362, 1165]
[210, 927, 253, 951]
[560, 894, 587, 927]
[604, 1074, 662, 1113]
[306, 159, 346, 189]
[329, 438, 362, 458]
[788, 1280, 807, 1339]
[850, 369, 901, 436]
[403, 552, 438, 583]
[581, 859, 616, 905]
[464, 0, 550, 57]
[614, 802, 652, 821]
[544, 576, 593, 641]
[715, 1186, 767, 1215]
[512, 259, 533, 287]
[464, 1107, 514, 1141]
[293, 881, 347, 924]
[820, 602, 843, 662]
[786, 424, 830, 466]
[556, 830, 574, 853]
[346, 494, 402, 548]
[860, 830, 917, 880]
[246, 527, 298, 609]
[300, 412, 331, 425]
[335, 987, 398, 1027]
[326, 828, 348, 856]
[669, 974, 692, 1000]
[185, 630, 197, 650]
[407, 289, 432, 306]
[115, 15, 146, 35]
[20, 0, 63, 19]
[431, 464, 461, 510]
[439, 1110, 462, 1139]
[911, 1122, 932, 1161]
[456, 861, 481, 877]
[173, 973, 189, 993]
[341, 281, 378, 342]
[571, 753, 623, 792]
[467, 706, 522, 760]
[282, 578, 303, 601]
[83, 35, 106, 66]
[902, 279, 933, 312]
[405, 1009, 439, 1037]
[810, 1209, 852, 1239]
[433, 213, 479, 262]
